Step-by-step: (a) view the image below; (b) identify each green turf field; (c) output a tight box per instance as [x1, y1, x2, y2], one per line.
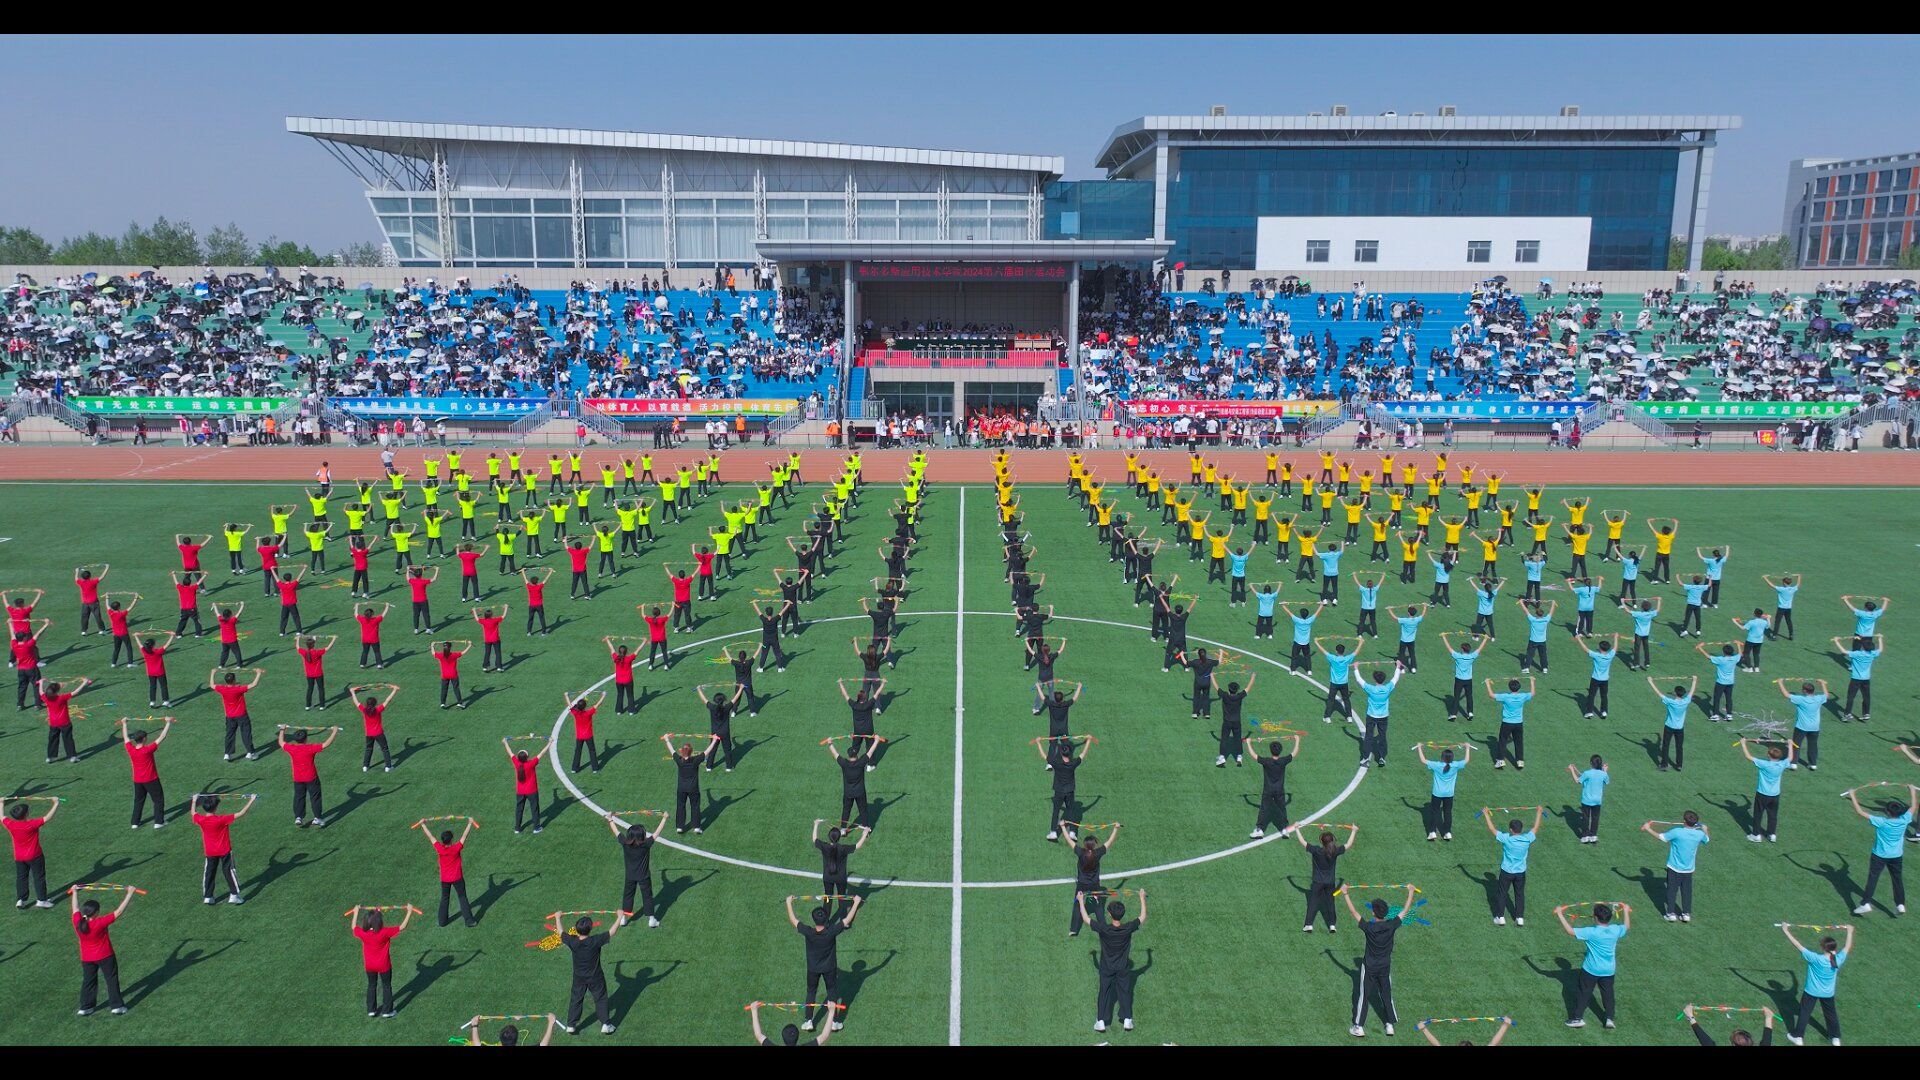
[2, 468, 1919, 1046]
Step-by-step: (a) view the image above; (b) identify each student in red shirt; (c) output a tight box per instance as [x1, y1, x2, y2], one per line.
[74, 564, 111, 636]
[348, 904, 418, 1018]
[213, 603, 247, 667]
[12, 621, 48, 710]
[274, 568, 308, 636]
[565, 689, 607, 773]
[175, 533, 210, 574]
[665, 565, 696, 631]
[105, 594, 141, 668]
[420, 816, 479, 927]
[640, 606, 671, 668]
[209, 667, 265, 761]
[295, 633, 335, 710]
[277, 727, 336, 828]
[190, 792, 256, 903]
[565, 538, 594, 600]
[433, 639, 471, 708]
[456, 543, 484, 601]
[138, 631, 176, 707]
[72, 885, 136, 1015]
[171, 570, 206, 636]
[120, 718, 173, 828]
[352, 683, 400, 772]
[504, 736, 550, 833]
[605, 638, 640, 712]
[405, 566, 438, 634]
[5, 796, 58, 907]
[521, 568, 554, 635]
[6, 588, 44, 637]
[255, 533, 284, 598]
[355, 603, 390, 668]
[692, 545, 718, 601]
[348, 535, 377, 598]
[37, 676, 92, 763]
[472, 606, 508, 671]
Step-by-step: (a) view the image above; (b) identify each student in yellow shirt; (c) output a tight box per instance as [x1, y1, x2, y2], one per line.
[1205, 524, 1234, 583]
[1395, 531, 1422, 584]
[1250, 490, 1275, 543]
[1278, 459, 1295, 497]
[1366, 514, 1392, 561]
[1563, 523, 1594, 577]
[1316, 487, 1337, 525]
[1439, 515, 1467, 554]
[1272, 512, 1297, 565]
[1412, 502, 1435, 539]
[1341, 497, 1366, 541]
[1186, 510, 1210, 559]
[1528, 516, 1555, 554]
[1230, 482, 1251, 524]
[1601, 510, 1631, 562]
[1294, 527, 1321, 582]
[1264, 452, 1280, 485]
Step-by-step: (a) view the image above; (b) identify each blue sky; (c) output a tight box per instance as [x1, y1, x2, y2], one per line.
[3, 34, 1916, 251]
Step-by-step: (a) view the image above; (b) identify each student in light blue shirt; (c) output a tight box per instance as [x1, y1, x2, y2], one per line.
[1388, 603, 1426, 673]
[1739, 737, 1797, 842]
[1558, 902, 1630, 1028]
[1356, 664, 1403, 768]
[1226, 548, 1251, 607]
[1678, 576, 1710, 636]
[1470, 575, 1503, 638]
[1619, 597, 1659, 670]
[1734, 608, 1770, 671]
[1697, 546, 1728, 608]
[1574, 633, 1618, 718]
[1762, 572, 1798, 640]
[1651, 675, 1697, 772]
[1353, 573, 1381, 638]
[1428, 553, 1454, 607]
[1777, 678, 1829, 769]
[1318, 637, 1358, 722]
[1842, 595, 1887, 637]
[1644, 810, 1709, 921]
[1488, 676, 1535, 770]
[1700, 641, 1741, 721]
[1442, 631, 1486, 721]
[1315, 542, 1345, 604]
[1418, 743, 1470, 840]
[1484, 805, 1543, 925]
[1251, 582, 1280, 640]
[1837, 633, 1881, 721]
[1568, 577, 1601, 635]
[1618, 547, 1643, 602]
[1568, 755, 1608, 842]
[1285, 601, 1327, 673]
[1781, 923, 1853, 1046]
[1521, 552, 1547, 602]
[1518, 599, 1554, 673]
[1848, 784, 1917, 915]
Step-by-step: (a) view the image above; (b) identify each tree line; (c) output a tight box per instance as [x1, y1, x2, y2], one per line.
[0, 218, 382, 268]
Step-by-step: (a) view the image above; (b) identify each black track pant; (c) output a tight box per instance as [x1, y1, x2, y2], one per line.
[79, 954, 125, 1012]
[805, 968, 839, 1028]
[1792, 993, 1840, 1042]
[1426, 796, 1454, 835]
[1862, 854, 1905, 908]
[674, 788, 699, 831]
[1305, 881, 1338, 928]
[1578, 804, 1601, 839]
[439, 877, 475, 926]
[364, 969, 393, 1014]
[1255, 789, 1289, 833]
[1097, 964, 1135, 1025]
[1493, 870, 1526, 919]
[14, 854, 47, 902]
[1664, 868, 1694, 915]
[1353, 962, 1396, 1027]
[364, 734, 391, 770]
[202, 853, 240, 898]
[1495, 723, 1524, 765]
[622, 874, 655, 920]
[1572, 972, 1615, 1022]
[131, 780, 166, 827]
[1751, 792, 1779, 835]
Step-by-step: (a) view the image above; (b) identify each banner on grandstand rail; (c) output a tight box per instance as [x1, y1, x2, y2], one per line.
[70, 396, 288, 414]
[853, 262, 1070, 282]
[1635, 401, 1855, 420]
[1126, 399, 1338, 419]
[1377, 400, 1587, 420]
[583, 398, 798, 417]
[329, 396, 547, 417]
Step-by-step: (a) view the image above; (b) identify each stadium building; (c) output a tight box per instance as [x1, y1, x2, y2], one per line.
[290, 109, 1739, 275]
[1782, 151, 1920, 269]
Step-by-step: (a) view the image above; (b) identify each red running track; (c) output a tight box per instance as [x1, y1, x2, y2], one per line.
[1, 445, 1919, 486]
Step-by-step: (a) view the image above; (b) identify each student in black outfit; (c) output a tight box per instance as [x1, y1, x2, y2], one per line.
[1042, 737, 1096, 845]
[1246, 735, 1301, 838]
[1075, 888, 1146, 1034]
[827, 738, 873, 828]
[1297, 824, 1360, 932]
[662, 734, 717, 833]
[703, 685, 744, 773]
[786, 893, 863, 1033]
[813, 819, 870, 898]
[558, 913, 620, 1035]
[1176, 647, 1219, 720]
[748, 1000, 833, 1046]
[1064, 822, 1120, 936]
[606, 814, 661, 928]
[1342, 884, 1415, 1037]
[1686, 1002, 1774, 1045]
[1212, 672, 1253, 767]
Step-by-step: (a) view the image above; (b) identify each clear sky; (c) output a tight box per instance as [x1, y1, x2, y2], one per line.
[4, 34, 1916, 252]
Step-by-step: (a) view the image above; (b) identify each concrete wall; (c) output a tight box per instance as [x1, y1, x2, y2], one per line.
[1254, 216, 1590, 273]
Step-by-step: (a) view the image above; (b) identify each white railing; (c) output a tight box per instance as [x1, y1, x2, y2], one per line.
[576, 400, 626, 443]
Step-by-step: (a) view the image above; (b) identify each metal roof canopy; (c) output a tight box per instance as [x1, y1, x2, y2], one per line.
[753, 239, 1172, 262]
[1097, 113, 1742, 173]
[287, 116, 1065, 178]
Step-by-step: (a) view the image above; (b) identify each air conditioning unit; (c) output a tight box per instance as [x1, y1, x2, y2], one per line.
[1331, 104, 1349, 116]
[1209, 105, 1227, 117]
[1560, 105, 1580, 117]
[1308, 112, 1323, 117]
[1380, 110, 1397, 117]
[1411, 112, 1426, 117]
[1438, 105, 1458, 116]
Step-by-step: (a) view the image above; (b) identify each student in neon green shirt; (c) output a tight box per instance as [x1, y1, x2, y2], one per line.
[380, 491, 405, 528]
[549, 497, 570, 538]
[420, 480, 441, 510]
[614, 501, 640, 555]
[519, 510, 546, 556]
[355, 479, 375, 508]
[459, 492, 481, 538]
[269, 505, 295, 535]
[424, 455, 443, 480]
[390, 524, 416, 572]
[507, 450, 522, 475]
[572, 484, 592, 524]
[306, 490, 330, 519]
[303, 521, 333, 570]
[344, 504, 369, 536]
[453, 469, 472, 493]
[635, 498, 655, 540]
[445, 450, 463, 475]
[592, 524, 618, 575]
[223, 523, 254, 574]
[422, 510, 448, 557]
[659, 477, 680, 522]
[600, 465, 618, 506]
[387, 470, 407, 493]
[494, 527, 518, 573]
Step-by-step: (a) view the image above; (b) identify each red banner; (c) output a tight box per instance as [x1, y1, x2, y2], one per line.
[853, 261, 1069, 282]
[860, 349, 1059, 368]
[1127, 399, 1339, 419]
[583, 398, 796, 417]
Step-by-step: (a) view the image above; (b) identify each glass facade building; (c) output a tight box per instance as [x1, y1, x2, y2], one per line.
[1042, 180, 1155, 241]
[1163, 147, 1678, 270]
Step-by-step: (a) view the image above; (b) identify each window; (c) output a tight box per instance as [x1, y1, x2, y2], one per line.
[1354, 240, 1379, 263]
[1304, 240, 1329, 263]
[1515, 240, 1540, 263]
[1466, 240, 1492, 263]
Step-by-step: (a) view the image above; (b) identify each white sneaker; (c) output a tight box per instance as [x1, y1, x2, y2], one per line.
[1854, 904, 1873, 915]
[1250, 830, 1264, 839]
[601, 1023, 616, 1035]
[648, 916, 660, 927]
[1680, 913, 1691, 922]
[1515, 917, 1525, 926]
[1093, 1021, 1107, 1033]
[1350, 1025, 1366, 1037]
[1785, 1033, 1803, 1046]
[1384, 1023, 1394, 1036]
[1493, 915, 1506, 925]
[1427, 831, 1437, 841]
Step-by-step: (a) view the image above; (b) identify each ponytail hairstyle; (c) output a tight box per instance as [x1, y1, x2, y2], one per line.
[1821, 936, 1839, 968]
[77, 898, 100, 934]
